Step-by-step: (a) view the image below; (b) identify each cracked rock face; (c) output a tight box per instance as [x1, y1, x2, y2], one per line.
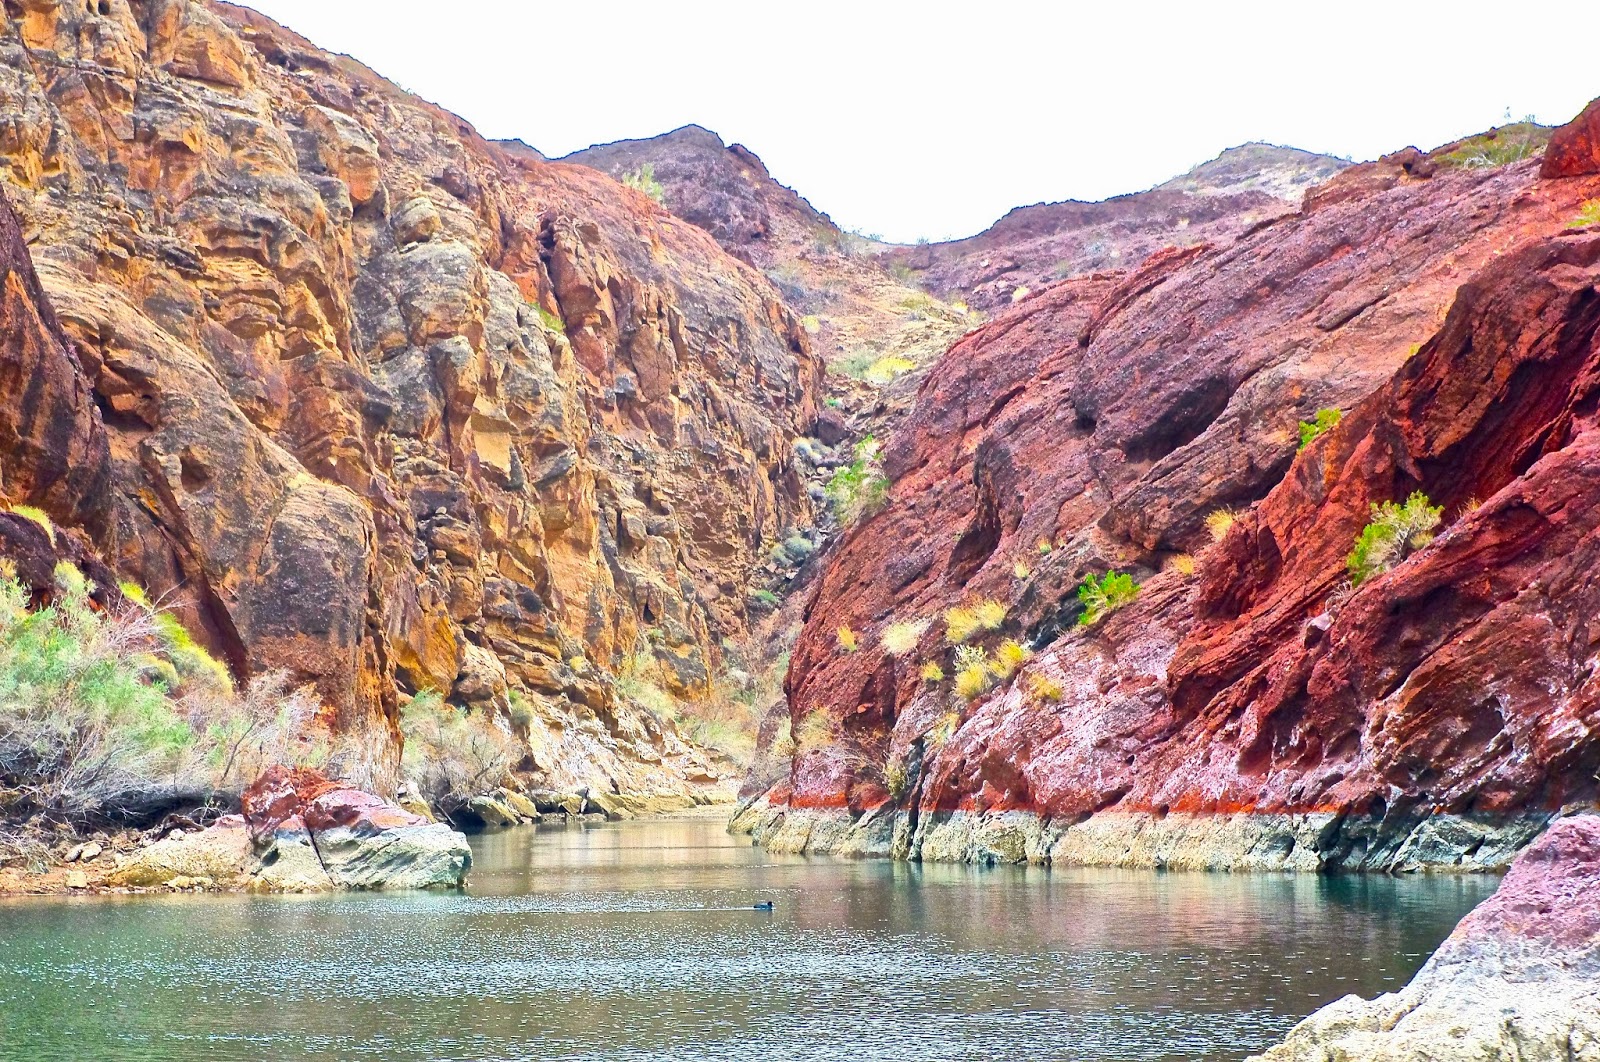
[1251, 814, 1600, 1061]
[0, 0, 821, 796]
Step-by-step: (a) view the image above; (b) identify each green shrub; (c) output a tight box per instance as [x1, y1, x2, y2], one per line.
[1347, 491, 1443, 587]
[826, 436, 890, 526]
[1570, 200, 1600, 230]
[399, 691, 518, 816]
[884, 758, 910, 800]
[621, 162, 666, 204]
[1435, 120, 1548, 169]
[536, 305, 566, 335]
[1298, 408, 1343, 451]
[749, 588, 781, 610]
[1077, 571, 1139, 628]
[0, 567, 196, 819]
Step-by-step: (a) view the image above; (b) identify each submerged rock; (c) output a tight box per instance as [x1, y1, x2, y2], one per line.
[1252, 814, 1600, 1060]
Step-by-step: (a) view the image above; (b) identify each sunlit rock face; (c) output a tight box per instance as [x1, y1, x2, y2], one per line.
[0, 0, 822, 796]
[746, 100, 1600, 867]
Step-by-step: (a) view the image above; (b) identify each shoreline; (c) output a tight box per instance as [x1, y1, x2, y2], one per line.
[730, 798, 1560, 874]
[0, 798, 741, 898]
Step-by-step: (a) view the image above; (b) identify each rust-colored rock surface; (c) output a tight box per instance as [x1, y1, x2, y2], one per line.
[885, 143, 1348, 312]
[1542, 97, 1600, 179]
[0, 191, 110, 537]
[748, 111, 1600, 867]
[0, 1, 823, 796]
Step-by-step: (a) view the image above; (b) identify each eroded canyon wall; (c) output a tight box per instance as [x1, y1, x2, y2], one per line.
[739, 112, 1600, 868]
[0, 0, 823, 797]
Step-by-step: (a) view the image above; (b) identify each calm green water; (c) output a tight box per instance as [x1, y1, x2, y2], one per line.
[0, 814, 1495, 1061]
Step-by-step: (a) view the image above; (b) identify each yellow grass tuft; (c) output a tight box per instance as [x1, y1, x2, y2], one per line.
[989, 639, 1032, 680]
[920, 660, 945, 683]
[882, 618, 931, 656]
[973, 599, 1007, 631]
[955, 663, 991, 701]
[1028, 673, 1064, 702]
[1205, 508, 1237, 543]
[836, 625, 859, 652]
[1169, 553, 1196, 576]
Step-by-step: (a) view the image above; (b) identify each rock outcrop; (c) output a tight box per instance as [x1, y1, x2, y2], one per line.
[0, 1, 824, 798]
[1252, 814, 1600, 1060]
[564, 125, 978, 470]
[884, 143, 1349, 311]
[741, 104, 1600, 868]
[109, 766, 470, 890]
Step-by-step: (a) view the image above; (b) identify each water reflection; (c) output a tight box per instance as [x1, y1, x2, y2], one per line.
[0, 813, 1495, 1062]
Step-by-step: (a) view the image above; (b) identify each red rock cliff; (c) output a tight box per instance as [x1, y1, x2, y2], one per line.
[739, 108, 1600, 869]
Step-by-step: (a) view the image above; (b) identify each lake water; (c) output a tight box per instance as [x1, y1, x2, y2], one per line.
[0, 813, 1496, 1061]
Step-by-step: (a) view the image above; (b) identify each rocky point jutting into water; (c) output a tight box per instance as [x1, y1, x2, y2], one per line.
[0, 0, 830, 808]
[734, 108, 1600, 872]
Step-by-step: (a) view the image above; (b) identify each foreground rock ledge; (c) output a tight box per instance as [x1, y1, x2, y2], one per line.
[1251, 814, 1600, 1061]
[109, 767, 472, 892]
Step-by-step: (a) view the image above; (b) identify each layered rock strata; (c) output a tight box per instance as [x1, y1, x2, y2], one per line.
[0, 1, 823, 797]
[744, 106, 1600, 868]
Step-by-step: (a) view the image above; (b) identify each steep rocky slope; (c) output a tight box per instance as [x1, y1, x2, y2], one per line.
[564, 126, 977, 453]
[0, 0, 824, 801]
[736, 105, 1600, 868]
[884, 144, 1349, 311]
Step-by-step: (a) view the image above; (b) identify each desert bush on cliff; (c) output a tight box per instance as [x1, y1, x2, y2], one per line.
[1077, 571, 1139, 628]
[1347, 491, 1443, 588]
[954, 645, 992, 700]
[1298, 408, 1343, 451]
[0, 565, 200, 820]
[881, 618, 930, 656]
[398, 691, 518, 816]
[1027, 673, 1064, 702]
[6, 505, 53, 542]
[920, 660, 945, 683]
[621, 163, 666, 204]
[0, 563, 346, 827]
[827, 437, 890, 526]
[1571, 200, 1600, 229]
[1205, 508, 1238, 542]
[988, 639, 1032, 680]
[836, 625, 859, 652]
[1436, 119, 1548, 169]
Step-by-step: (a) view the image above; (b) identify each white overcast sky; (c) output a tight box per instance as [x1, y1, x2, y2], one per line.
[240, 0, 1598, 243]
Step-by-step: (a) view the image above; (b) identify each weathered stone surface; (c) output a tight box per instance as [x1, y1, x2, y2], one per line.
[1252, 815, 1600, 1061]
[108, 818, 254, 888]
[1542, 97, 1600, 179]
[0, 192, 110, 537]
[755, 112, 1600, 865]
[0, 1, 821, 799]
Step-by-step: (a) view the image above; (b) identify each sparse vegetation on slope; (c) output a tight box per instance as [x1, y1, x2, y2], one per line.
[1347, 491, 1443, 588]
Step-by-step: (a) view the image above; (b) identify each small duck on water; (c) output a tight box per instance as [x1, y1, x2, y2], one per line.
[753, 901, 775, 911]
